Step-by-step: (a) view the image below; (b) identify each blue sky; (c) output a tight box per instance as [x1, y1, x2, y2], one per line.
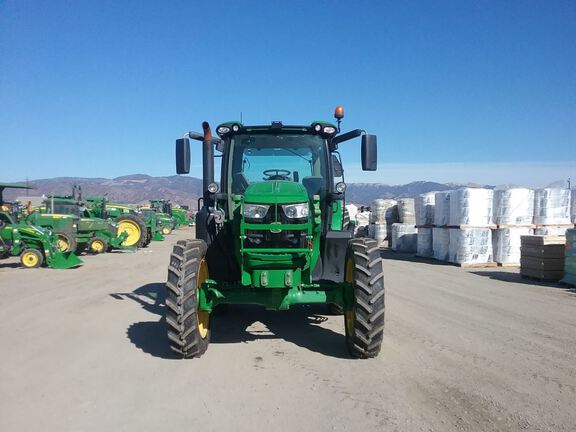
[1, 0, 574, 186]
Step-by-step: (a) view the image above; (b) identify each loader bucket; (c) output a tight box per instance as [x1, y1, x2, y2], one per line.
[110, 231, 136, 251]
[153, 231, 165, 241]
[47, 251, 84, 269]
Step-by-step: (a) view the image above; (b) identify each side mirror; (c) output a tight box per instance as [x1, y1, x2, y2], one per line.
[332, 154, 343, 177]
[176, 138, 191, 174]
[361, 134, 377, 171]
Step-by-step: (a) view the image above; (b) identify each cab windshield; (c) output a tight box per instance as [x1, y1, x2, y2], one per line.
[49, 203, 83, 217]
[229, 133, 327, 195]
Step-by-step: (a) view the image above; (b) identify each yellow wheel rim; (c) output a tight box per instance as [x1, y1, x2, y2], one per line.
[162, 227, 171, 235]
[91, 240, 105, 253]
[197, 259, 210, 339]
[22, 251, 39, 268]
[57, 236, 70, 252]
[118, 220, 141, 246]
[344, 257, 355, 336]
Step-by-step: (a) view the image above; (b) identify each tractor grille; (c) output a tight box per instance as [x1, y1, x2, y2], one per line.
[244, 205, 309, 249]
[245, 229, 308, 249]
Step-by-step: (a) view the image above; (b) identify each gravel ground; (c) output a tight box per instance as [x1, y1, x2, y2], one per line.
[1, 228, 575, 432]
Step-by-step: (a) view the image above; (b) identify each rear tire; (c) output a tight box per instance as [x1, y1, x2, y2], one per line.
[115, 214, 146, 248]
[88, 237, 108, 254]
[165, 239, 211, 358]
[344, 238, 385, 358]
[55, 231, 77, 253]
[20, 249, 44, 268]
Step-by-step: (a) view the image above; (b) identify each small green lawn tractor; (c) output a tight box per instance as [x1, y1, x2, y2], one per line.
[0, 211, 83, 269]
[166, 106, 384, 359]
[84, 196, 148, 248]
[31, 192, 131, 254]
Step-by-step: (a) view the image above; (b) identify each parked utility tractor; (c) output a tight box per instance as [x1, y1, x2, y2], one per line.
[171, 206, 195, 227]
[150, 199, 179, 229]
[32, 191, 131, 254]
[84, 196, 148, 248]
[166, 107, 384, 358]
[135, 207, 166, 242]
[139, 205, 174, 235]
[0, 211, 83, 269]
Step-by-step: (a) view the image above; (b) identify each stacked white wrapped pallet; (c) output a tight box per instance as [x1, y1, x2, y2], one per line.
[433, 191, 451, 226]
[493, 188, 534, 226]
[355, 209, 371, 237]
[417, 227, 433, 257]
[449, 188, 493, 226]
[397, 198, 416, 225]
[533, 188, 572, 236]
[370, 199, 397, 247]
[493, 228, 532, 264]
[492, 188, 535, 265]
[391, 223, 418, 252]
[533, 188, 571, 225]
[432, 192, 450, 261]
[345, 204, 358, 222]
[415, 192, 435, 226]
[446, 188, 494, 266]
[432, 227, 450, 260]
[449, 229, 493, 265]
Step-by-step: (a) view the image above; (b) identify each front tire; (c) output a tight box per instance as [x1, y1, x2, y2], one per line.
[165, 239, 211, 358]
[88, 237, 108, 254]
[55, 231, 77, 253]
[21, 249, 44, 268]
[344, 238, 385, 358]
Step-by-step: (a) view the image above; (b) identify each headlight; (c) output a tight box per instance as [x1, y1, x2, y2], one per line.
[282, 203, 309, 219]
[217, 126, 231, 135]
[244, 204, 270, 219]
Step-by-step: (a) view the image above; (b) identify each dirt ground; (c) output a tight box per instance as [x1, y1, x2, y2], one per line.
[1, 228, 575, 432]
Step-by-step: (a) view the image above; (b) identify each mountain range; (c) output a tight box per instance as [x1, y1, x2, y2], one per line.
[3, 175, 477, 207]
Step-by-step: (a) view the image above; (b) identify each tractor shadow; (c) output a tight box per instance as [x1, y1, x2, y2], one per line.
[113, 282, 351, 359]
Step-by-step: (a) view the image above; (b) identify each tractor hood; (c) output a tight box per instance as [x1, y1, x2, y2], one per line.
[244, 181, 308, 204]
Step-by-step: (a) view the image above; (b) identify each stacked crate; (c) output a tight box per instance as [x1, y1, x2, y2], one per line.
[561, 229, 576, 287]
[520, 235, 566, 281]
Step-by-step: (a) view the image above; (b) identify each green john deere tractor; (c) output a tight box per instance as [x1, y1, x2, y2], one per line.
[166, 107, 384, 359]
[31, 189, 131, 254]
[135, 207, 166, 241]
[84, 196, 149, 248]
[171, 206, 195, 227]
[150, 199, 179, 229]
[139, 204, 173, 236]
[0, 212, 83, 269]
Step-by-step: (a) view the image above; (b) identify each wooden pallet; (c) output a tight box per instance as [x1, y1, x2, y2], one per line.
[439, 225, 497, 229]
[521, 274, 562, 283]
[497, 262, 520, 267]
[534, 224, 575, 229]
[496, 224, 535, 229]
[456, 262, 498, 268]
